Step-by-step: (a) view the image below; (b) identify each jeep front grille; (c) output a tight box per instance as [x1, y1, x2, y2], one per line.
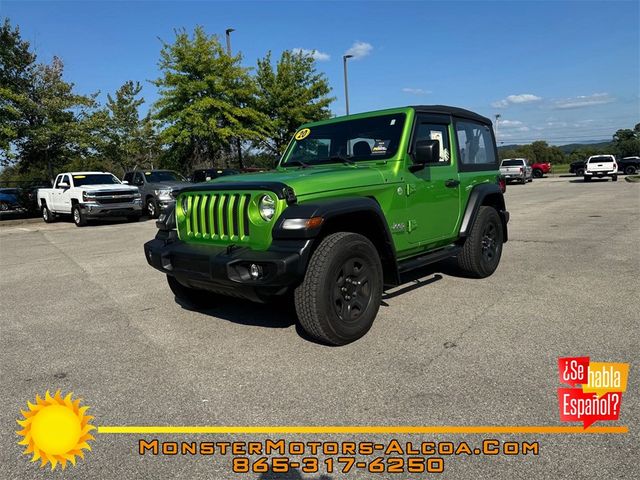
[184, 193, 251, 241]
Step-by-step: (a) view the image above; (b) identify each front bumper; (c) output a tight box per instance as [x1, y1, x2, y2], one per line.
[80, 201, 142, 218]
[144, 233, 312, 301]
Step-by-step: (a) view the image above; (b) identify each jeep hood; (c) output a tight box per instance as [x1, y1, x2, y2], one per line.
[210, 164, 386, 197]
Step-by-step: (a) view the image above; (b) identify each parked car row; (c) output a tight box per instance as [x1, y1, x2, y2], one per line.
[570, 156, 640, 177]
[32, 167, 267, 226]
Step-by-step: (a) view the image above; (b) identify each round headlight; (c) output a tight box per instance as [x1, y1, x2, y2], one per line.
[258, 195, 276, 221]
[181, 196, 189, 215]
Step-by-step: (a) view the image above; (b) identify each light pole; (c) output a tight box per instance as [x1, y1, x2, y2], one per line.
[343, 54, 353, 115]
[494, 114, 501, 145]
[225, 28, 235, 55]
[225, 28, 243, 169]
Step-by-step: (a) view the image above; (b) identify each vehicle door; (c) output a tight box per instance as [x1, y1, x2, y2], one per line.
[132, 172, 145, 196]
[52, 174, 69, 212]
[405, 114, 461, 245]
[57, 174, 74, 213]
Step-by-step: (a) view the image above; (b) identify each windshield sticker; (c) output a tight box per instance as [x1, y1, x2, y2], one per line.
[73, 175, 86, 179]
[295, 128, 311, 140]
[390, 119, 396, 126]
[371, 140, 388, 154]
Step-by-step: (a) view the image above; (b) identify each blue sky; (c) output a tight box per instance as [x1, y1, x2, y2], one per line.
[2, 0, 639, 145]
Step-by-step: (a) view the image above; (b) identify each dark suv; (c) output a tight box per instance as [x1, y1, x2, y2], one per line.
[123, 170, 189, 218]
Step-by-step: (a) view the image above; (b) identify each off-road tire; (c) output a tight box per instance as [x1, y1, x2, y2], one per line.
[42, 204, 55, 223]
[167, 275, 220, 308]
[72, 204, 87, 227]
[294, 232, 383, 346]
[457, 206, 504, 278]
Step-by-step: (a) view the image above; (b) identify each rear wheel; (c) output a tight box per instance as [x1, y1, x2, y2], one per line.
[576, 168, 585, 176]
[42, 204, 55, 223]
[167, 275, 221, 308]
[624, 165, 637, 175]
[612, 175, 618, 182]
[295, 232, 383, 345]
[533, 169, 543, 178]
[457, 206, 504, 278]
[72, 204, 87, 227]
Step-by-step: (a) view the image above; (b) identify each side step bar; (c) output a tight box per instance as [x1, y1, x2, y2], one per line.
[397, 245, 462, 274]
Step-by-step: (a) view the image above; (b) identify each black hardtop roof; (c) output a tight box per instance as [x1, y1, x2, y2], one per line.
[411, 105, 492, 125]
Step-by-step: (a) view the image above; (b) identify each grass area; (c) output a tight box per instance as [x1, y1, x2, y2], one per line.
[551, 164, 571, 174]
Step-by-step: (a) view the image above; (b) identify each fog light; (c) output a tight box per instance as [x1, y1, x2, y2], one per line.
[249, 263, 263, 280]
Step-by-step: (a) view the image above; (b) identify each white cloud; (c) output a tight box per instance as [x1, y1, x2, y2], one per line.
[498, 120, 523, 128]
[291, 48, 330, 61]
[344, 41, 373, 60]
[492, 93, 542, 108]
[402, 87, 431, 95]
[553, 93, 615, 109]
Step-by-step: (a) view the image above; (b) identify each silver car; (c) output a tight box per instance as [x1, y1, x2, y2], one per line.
[500, 158, 533, 184]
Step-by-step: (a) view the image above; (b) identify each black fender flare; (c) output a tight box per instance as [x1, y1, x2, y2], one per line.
[272, 196, 399, 285]
[459, 183, 509, 242]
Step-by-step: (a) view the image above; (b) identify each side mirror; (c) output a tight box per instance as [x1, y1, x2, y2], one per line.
[410, 139, 439, 172]
[122, 180, 129, 185]
[58, 182, 69, 189]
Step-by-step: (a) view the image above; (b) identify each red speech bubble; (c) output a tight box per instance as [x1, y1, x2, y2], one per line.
[558, 356, 590, 386]
[558, 388, 622, 428]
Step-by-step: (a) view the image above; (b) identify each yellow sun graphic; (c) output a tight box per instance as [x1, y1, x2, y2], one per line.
[16, 390, 95, 470]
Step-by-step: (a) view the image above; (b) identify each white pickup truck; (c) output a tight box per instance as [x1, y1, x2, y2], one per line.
[37, 172, 143, 226]
[584, 155, 618, 182]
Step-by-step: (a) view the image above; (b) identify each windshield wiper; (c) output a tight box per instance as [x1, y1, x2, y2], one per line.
[284, 160, 310, 168]
[327, 155, 356, 165]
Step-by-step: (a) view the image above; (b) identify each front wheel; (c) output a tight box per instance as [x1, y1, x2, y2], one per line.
[72, 204, 87, 227]
[576, 168, 585, 176]
[295, 232, 383, 345]
[146, 198, 159, 218]
[624, 165, 637, 175]
[457, 206, 504, 278]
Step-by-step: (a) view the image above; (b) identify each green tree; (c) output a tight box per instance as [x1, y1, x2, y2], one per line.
[612, 125, 640, 158]
[100, 80, 160, 174]
[0, 18, 36, 163]
[254, 50, 334, 155]
[153, 26, 267, 172]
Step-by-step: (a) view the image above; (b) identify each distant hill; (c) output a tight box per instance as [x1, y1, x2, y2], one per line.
[498, 140, 613, 154]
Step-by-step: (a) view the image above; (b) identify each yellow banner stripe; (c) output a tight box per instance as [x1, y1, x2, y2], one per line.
[98, 425, 628, 435]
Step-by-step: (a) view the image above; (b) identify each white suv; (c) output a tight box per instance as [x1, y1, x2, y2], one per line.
[584, 155, 618, 182]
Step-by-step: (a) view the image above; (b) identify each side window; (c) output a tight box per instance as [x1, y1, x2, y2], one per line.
[123, 172, 133, 183]
[455, 120, 497, 170]
[133, 172, 144, 186]
[57, 175, 70, 188]
[413, 122, 451, 164]
[54, 176, 62, 188]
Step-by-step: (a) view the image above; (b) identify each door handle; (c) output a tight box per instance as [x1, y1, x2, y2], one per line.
[445, 179, 460, 188]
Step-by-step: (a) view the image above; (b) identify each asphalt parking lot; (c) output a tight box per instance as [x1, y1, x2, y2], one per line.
[1, 175, 638, 479]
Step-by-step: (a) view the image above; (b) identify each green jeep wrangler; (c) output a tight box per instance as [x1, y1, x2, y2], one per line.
[144, 105, 509, 345]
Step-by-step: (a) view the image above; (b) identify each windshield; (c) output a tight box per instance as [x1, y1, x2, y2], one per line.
[72, 174, 120, 186]
[282, 113, 406, 166]
[145, 171, 184, 182]
[501, 159, 523, 167]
